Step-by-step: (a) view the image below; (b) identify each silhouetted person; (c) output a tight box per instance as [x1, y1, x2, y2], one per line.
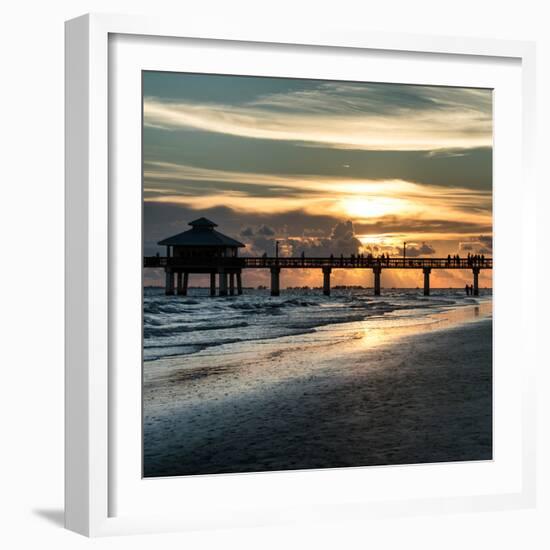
[447, 254, 451, 266]
[470, 284, 474, 294]
[465, 284, 470, 296]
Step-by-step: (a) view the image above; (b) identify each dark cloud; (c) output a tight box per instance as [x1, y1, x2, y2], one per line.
[237, 220, 363, 257]
[144, 202, 343, 255]
[257, 225, 275, 236]
[239, 227, 254, 237]
[356, 216, 492, 236]
[402, 243, 436, 257]
[144, 202, 490, 259]
[478, 235, 493, 253]
[290, 221, 363, 257]
[459, 235, 493, 255]
[239, 225, 277, 256]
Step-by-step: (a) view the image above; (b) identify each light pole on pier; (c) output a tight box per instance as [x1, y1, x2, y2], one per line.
[403, 241, 407, 263]
[275, 240, 280, 260]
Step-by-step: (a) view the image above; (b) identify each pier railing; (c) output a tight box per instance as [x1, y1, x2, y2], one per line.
[242, 257, 492, 269]
[144, 257, 246, 268]
[144, 256, 492, 270]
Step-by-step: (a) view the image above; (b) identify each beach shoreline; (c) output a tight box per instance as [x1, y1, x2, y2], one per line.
[143, 300, 492, 477]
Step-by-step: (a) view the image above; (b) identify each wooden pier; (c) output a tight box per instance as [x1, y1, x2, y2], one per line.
[144, 217, 492, 297]
[144, 255, 492, 297]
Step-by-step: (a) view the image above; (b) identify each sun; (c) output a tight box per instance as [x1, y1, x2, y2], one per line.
[340, 197, 399, 220]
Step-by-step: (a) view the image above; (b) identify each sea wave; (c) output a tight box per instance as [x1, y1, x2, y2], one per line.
[142, 287, 492, 361]
[144, 321, 249, 338]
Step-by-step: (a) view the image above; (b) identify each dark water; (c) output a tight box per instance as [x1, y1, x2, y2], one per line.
[143, 287, 492, 362]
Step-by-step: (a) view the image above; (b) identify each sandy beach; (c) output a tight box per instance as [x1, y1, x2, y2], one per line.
[143, 299, 492, 477]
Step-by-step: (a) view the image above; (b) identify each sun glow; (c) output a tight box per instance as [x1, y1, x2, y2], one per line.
[358, 234, 393, 246]
[340, 197, 403, 220]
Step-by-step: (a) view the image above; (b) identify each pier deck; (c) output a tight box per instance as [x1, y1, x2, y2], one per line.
[144, 256, 492, 297]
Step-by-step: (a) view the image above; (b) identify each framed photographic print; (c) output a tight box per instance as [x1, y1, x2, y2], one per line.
[65, 13, 537, 536]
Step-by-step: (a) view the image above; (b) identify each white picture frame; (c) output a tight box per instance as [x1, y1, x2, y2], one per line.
[65, 13, 537, 537]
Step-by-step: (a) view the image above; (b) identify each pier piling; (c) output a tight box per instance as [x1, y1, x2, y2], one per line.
[219, 271, 228, 296]
[209, 272, 216, 296]
[182, 272, 188, 296]
[165, 269, 174, 296]
[322, 267, 332, 296]
[373, 266, 381, 296]
[423, 267, 431, 296]
[270, 267, 281, 297]
[177, 272, 188, 296]
[236, 271, 243, 295]
[473, 267, 480, 296]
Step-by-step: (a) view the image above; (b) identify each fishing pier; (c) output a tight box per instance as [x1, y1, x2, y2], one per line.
[144, 218, 492, 297]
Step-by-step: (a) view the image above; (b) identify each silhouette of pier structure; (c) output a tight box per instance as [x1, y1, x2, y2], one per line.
[144, 218, 492, 297]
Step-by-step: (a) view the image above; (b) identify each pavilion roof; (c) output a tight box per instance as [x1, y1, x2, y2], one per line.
[158, 218, 245, 248]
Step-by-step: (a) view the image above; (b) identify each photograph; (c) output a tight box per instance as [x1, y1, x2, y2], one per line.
[141, 71, 493, 478]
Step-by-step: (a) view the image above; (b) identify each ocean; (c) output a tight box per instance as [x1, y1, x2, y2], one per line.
[143, 287, 492, 363]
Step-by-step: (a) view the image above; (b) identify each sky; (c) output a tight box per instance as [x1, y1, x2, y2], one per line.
[143, 71, 493, 288]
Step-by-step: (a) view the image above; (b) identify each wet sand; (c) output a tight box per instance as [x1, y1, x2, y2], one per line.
[143, 304, 492, 477]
